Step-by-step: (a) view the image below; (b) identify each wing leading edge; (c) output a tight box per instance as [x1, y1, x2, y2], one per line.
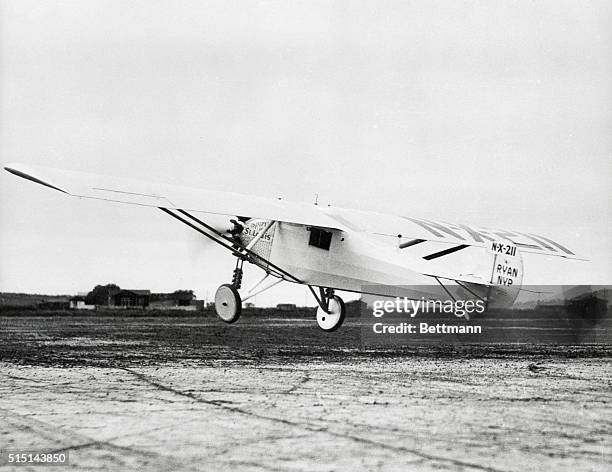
[4, 163, 345, 231]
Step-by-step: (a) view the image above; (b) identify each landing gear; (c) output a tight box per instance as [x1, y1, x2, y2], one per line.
[214, 284, 242, 323]
[312, 288, 346, 332]
[316, 296, 346, 331]
[215, 259, 244, 324]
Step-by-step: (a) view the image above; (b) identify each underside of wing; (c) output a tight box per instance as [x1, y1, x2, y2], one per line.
[4, 163, 345, 230]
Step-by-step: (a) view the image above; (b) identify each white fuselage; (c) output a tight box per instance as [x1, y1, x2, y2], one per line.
[270, 223, 430, 290]
[242, 220, 522, 305]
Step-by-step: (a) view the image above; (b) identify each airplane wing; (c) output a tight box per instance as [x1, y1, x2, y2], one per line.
[327, 207, 582, 260]
[4, 163, 346, 231]
[5, 162, 580, 261]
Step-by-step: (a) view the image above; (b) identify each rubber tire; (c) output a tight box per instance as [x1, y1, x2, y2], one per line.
[316, 295, 346, 332]
[214, 284, 242, 323]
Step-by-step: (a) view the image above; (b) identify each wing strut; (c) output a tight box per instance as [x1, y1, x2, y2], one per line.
[159, 207, 303, 284]
[455, 280, 487, 302]
[434, 277, 457, 302]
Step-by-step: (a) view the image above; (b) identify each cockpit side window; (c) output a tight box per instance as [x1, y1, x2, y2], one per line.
[308, 228, 332, 250]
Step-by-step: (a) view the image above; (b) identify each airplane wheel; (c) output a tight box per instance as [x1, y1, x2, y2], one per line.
[316, 296, 346, 332]
[215, 284, 241, 323]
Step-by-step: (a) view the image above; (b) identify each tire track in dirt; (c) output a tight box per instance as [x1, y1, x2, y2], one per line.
[121, 367, 510, 472]
[0, 403, 201, 470]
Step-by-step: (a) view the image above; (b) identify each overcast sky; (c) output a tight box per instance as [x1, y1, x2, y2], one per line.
[1, 0, 610, 305]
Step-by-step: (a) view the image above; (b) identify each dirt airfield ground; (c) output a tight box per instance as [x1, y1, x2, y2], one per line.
[0, 313, 610, 471]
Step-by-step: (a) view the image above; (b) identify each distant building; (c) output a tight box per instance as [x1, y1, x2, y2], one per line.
[276, 303, 297, 311]
[149, 291, 198, 310]
[113, 290, 151, 308]
[566, 293, 608, 322]
[69, 295, 95, 310]
[38, 297, 70, 310]
[345, 299, 367, 317]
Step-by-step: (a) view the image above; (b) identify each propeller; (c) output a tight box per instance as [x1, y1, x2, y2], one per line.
[185, 216, 246, 256]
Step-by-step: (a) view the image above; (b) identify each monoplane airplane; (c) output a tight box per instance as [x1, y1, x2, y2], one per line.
[4, 163, 579, 331]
